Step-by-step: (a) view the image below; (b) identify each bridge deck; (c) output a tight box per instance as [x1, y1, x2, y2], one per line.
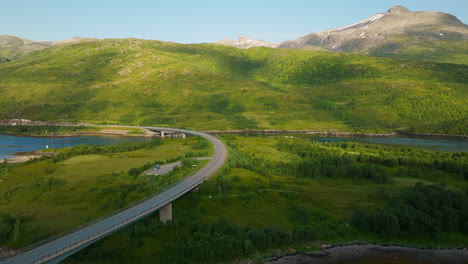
[1, 127, 227, 264]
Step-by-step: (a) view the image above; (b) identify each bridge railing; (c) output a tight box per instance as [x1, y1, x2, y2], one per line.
[9, 160, 207, 262]
[7, 171, 208, 264]
[32, 194, 188, 264]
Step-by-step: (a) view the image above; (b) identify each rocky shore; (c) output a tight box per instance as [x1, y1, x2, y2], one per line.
[264, 244, 468, 264]
[0, 247, 18, 262]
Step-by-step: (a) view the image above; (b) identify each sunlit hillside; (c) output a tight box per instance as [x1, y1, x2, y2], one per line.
[0, 38, 466, 134]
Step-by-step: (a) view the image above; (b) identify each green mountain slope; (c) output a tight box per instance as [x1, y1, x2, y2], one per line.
[0, 38, 467, 134]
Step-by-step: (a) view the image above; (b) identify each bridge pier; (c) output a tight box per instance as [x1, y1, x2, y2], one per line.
[190, 184, 200, 192]
[159, 203, 172, 224]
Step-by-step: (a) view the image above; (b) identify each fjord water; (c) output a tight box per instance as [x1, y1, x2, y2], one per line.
[1, 134, 467, 160]
[316, 136, 468, 152]
[0, 134, 151, 159]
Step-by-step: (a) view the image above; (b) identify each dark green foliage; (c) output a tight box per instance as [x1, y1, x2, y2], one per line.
[118, 113, 138, 125]
[288, 205, 311, 225]
[0, 125, 93, 134]
[0, 56, 10, 63]
[0, 214, 14, 243]
[50, 139, 163, 163]
[276, 139, 392, 183]
[226, 149, 271, 177]
[410, 118, 468, 135]
[351, 183, 468, 238]
[156, 218, 348, 263]
[278, 139, 468, 180]
[287, 55, 378, 85]
[33, 176, 67, 191]
[192, 138, 209, 149]
[207, 94, 258, 129]
[224, 137, 467, 185]
[96, 158, 199, 211]
[72, 212, 351, 264]
[314, 99, 338, 111]
[86, 100, 110, 114]
[208, 94, 245, 115]
[180, 158, 198, 168]
[229, 114, 259, 129]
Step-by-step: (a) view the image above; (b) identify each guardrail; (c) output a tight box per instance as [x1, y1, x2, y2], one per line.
[1, 127, 227, 264]
[13, 159, 206, 259]
[4, 169, 207, 264]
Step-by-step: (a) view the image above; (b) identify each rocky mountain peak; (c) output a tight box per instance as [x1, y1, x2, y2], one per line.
[215, 35, 278, 49]
[238, 35, 248, 41]
[277, 5, 468, 63]
[388, 5, 410, 14]
[0, 35, 90, 60]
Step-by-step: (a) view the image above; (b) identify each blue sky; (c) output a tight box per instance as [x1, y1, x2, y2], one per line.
[2, 0, 467, 43]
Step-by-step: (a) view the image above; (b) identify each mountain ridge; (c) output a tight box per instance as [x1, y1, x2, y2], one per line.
[2, 5, 467, 64]
[215, 35, 278, 49]
[277, 5, 468, 64]
[0, 35, 92, 61]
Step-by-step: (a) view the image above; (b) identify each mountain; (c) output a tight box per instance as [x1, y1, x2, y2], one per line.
[0, 35, 88, 60]
[278, 6, 468, 64]
[0, 38, 466, 134]
[215, 35, 278, 49]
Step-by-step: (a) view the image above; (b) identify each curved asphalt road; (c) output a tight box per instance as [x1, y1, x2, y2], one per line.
[1, 126, 227, 264]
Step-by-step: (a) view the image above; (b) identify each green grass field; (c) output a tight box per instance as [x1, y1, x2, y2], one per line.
[0, 136, 210, 247]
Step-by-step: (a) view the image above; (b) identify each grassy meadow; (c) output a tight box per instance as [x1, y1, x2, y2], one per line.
[0, 136, 211, 248]
[0, 39, 466, 134]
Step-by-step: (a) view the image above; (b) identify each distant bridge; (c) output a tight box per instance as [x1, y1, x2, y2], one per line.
[1, 126, 227, 264]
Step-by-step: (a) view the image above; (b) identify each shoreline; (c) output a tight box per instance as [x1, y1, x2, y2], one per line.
[0, 130, 158, 138]
[203, 129, 468, 139]
[0, 119, 466, 138]
[204, 129, 399, 137]
[396, 130, 468, 139]
[2, 126, 466, 164]
[3, 151, 50, 164]
[262, 243, 468, 264]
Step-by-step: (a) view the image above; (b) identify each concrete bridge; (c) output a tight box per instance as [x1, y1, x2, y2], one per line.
[0, 126, 227, 264]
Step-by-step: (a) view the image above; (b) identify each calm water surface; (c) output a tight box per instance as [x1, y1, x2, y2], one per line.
[0, 134, 151, 159]
[316, 136, 468, 152]
[1, 134, 467, 160]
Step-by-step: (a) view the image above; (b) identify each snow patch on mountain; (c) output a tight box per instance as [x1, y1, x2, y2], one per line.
[215, 35, 278, 49]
